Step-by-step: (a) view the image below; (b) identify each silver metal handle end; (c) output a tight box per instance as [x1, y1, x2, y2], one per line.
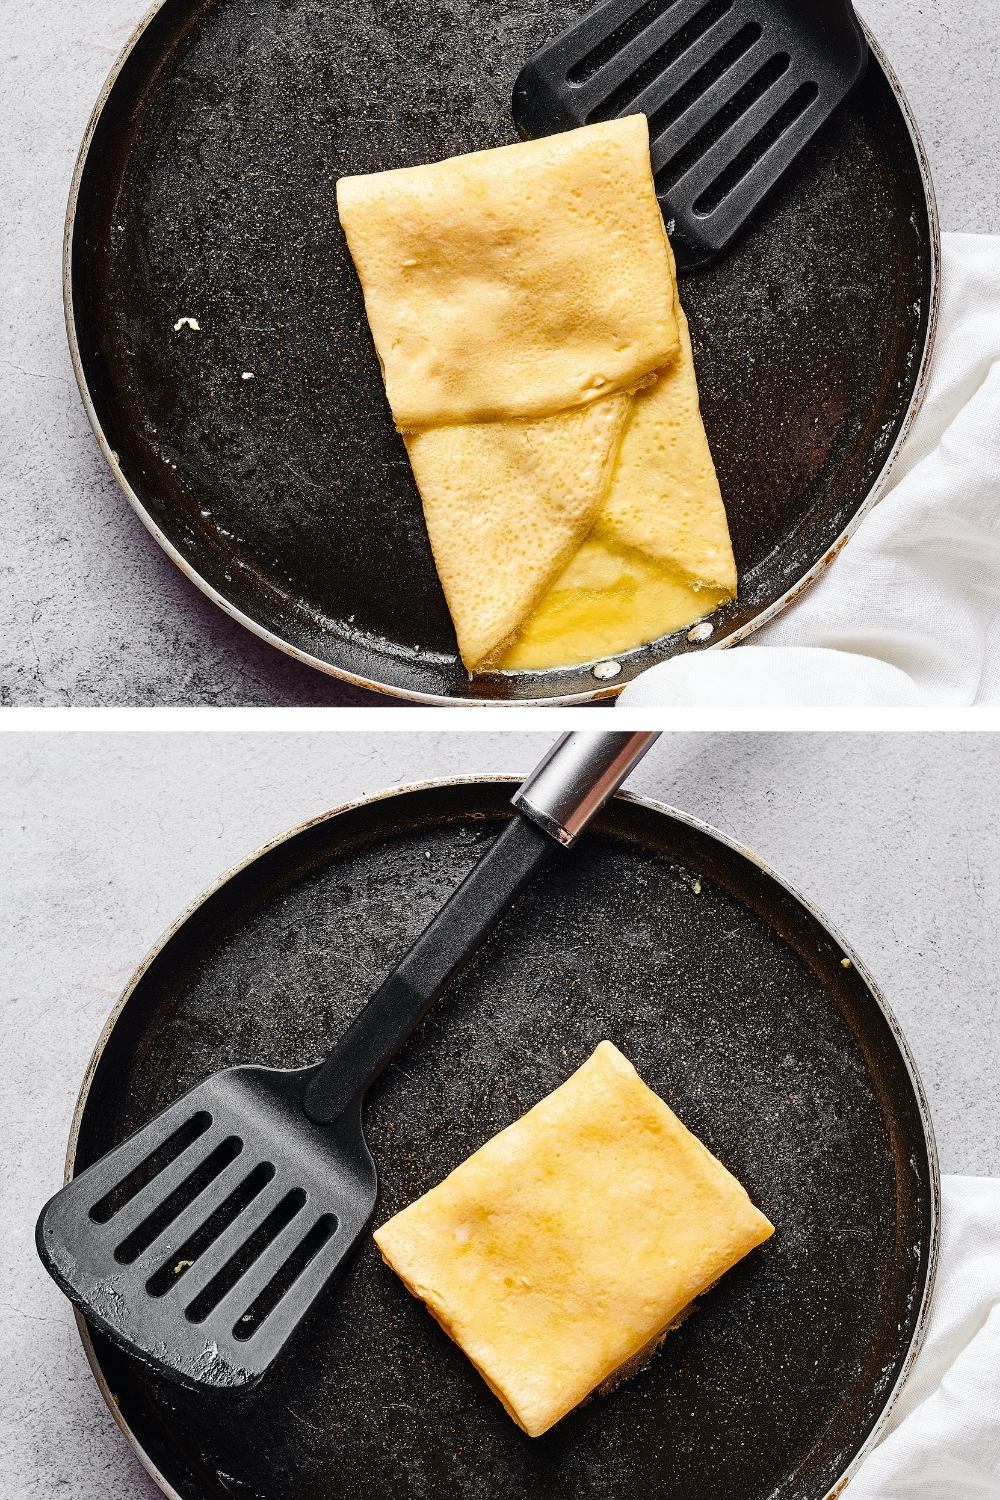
[512, 731, 660, 847]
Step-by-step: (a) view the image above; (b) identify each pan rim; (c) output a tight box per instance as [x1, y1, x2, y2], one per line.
[63, 13, 940, 706]
[64, 775, 940, 1500]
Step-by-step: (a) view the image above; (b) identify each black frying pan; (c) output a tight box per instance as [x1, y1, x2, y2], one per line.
[68, 778, 937, 1500]
[67, 1, 937, 704]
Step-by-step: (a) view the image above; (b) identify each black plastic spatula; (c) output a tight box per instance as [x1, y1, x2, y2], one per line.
[512, 0, 867, 271]
[36, 731, 658, 1391]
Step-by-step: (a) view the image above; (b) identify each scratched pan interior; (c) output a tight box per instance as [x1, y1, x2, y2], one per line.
[71, 779, 936, 1500]
[69, 0, 936, 703]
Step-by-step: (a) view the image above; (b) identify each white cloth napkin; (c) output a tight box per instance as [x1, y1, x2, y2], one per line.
[618, 233, 1000, 707]
[848, 1175, 1000, 1496]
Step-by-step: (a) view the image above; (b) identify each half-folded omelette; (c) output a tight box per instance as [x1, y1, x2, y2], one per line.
[337, 116, 736, 672]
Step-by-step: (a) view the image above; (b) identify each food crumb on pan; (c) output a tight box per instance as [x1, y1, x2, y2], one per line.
[173, 317, 200, 331]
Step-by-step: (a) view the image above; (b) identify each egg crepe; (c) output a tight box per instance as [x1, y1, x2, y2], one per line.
[337, 116, 678, 431]
[374, 1041, 774, 1438]
[338, 116, 736, 671]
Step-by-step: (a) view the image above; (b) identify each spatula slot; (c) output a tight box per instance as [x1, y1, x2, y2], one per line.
[145, 1161, 276, 1297]
[645, 21, 761, 138]
[654, 49, 789, 194]
[184, 1188, 307, 1324]
[114, 1136, 244, 1264]
[89, 1112, 212, 1224]
[692, 77, 819, 214]
[588, 0, 735, 122]
[232, 1214, 338, 1341]
[567, 0, 683, 84]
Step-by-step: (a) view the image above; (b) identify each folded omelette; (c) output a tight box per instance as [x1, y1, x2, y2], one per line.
[374, 1042, 774, 1437]
[337, 116, 736, 672]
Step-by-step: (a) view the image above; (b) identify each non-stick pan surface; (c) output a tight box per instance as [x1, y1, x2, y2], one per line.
[69, 779, 936, 1500]
[68, 2, 937, 703]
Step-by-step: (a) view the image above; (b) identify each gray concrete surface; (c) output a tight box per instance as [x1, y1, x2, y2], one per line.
[3, 730, 999, 1496]
[2, 0, 999, 706]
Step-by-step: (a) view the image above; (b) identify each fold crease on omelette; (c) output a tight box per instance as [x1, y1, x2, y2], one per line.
[500, 285, 737, 672]
[405, 394, 633, 671]
[374, 1041, 774, 1438]
[337, 116, 736, 672]
[594, 295, 736, 595]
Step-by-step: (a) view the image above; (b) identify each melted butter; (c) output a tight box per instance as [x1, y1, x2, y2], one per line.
[498, 536, 730, 672]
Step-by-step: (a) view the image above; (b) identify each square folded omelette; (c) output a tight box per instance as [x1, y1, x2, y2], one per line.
[374, 1041, 773, 1437]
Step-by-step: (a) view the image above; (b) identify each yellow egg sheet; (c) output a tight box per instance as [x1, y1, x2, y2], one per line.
[374, 1041, 774, 1438]
[337, 117, 736, 672]
[337, 117, 677, 430]
[405, 395, 632, 671]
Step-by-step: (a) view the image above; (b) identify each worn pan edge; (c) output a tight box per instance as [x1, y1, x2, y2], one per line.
[63, 776, 939, 1499]
[63, 12, 940, 706]
[715, 21, 941, 654]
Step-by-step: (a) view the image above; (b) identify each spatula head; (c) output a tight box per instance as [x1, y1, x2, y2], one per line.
[513, 0, 867, 271]
[36, 1066, 377, 1390]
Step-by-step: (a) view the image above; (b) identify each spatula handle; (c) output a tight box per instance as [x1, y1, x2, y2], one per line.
[302, 732, 658, 1124]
